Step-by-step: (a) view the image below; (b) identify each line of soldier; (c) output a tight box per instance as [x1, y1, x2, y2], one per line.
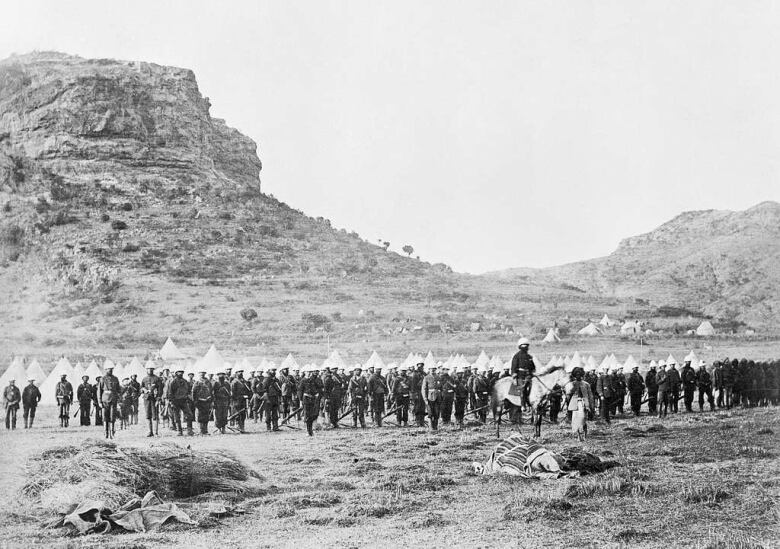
[4, 355, 777, 434]
[551, 357, 780, 425]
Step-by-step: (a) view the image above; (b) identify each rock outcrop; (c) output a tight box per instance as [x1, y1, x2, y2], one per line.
[0, 51, 261, 193]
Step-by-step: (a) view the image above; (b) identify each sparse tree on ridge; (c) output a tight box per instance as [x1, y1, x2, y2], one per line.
[402, 245, 414, 257]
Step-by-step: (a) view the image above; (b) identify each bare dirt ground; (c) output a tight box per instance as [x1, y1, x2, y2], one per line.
[0, 404, 777, 549]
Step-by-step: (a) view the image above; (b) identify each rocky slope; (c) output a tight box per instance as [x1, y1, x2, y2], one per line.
[0, 52, 775, 363]
[490, 202, 780, 328]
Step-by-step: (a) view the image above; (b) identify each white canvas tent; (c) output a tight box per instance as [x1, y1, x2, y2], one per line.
[159, 337, 187, 361]
[599, 314, 615, 327]
[72, 362, 87, 382]
[85, 360, 103, 380]
[620, 320, 641, 334]
[26, 359, 47, 385]
[280, 353, 300, 371]
[125, 357, 146, 379]
[577, 323, 601, 336]
[200, 345, 226, 375]
[0, 357, 28, 387]
[542, 328, 561, 343]
[696, 321, 716, 336]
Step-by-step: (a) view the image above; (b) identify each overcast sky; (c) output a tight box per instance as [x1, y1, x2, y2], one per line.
[2, 1, 778, 273]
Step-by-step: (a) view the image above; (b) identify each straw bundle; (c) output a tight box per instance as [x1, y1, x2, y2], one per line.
[21, 438, 261, 513]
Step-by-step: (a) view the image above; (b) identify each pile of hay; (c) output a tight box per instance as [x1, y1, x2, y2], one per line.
[21, 439, 263, 513]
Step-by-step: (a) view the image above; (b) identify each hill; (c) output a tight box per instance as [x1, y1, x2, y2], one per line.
[0, 52, 603, 361]
[489, 202, 780, 328]
[0, 52, 775, 365]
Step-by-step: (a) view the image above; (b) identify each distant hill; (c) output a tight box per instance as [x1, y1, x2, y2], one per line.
[489, 201, 780, 328]
[0, 52, 775, 363]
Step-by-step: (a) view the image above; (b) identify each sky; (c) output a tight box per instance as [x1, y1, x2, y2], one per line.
[2, 1, 779, 273]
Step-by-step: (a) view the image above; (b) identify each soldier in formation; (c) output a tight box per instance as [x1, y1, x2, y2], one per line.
[76, 375, 93, 426]
[3, 378, 21, 430]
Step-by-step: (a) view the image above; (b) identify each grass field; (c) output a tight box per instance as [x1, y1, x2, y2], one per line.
[0, 404, 777, 548]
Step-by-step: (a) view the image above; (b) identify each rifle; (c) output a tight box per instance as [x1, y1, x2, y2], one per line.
[337, 407, 356, 423]
[467, 404, 491, 417]
[279, 407, 302, 427]
[381, 406, 401, 420]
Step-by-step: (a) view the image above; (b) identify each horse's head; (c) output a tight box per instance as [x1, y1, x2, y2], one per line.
[529, 366, 570, 406]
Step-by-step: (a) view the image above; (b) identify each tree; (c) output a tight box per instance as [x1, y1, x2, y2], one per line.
[382, 241, 390, 251]
[402, 245, 414, 257]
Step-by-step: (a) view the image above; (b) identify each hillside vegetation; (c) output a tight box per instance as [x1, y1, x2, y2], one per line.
[0, 52, 776, 364]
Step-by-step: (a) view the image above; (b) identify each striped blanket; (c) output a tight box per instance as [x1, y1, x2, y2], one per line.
[474, 433, 576, 479]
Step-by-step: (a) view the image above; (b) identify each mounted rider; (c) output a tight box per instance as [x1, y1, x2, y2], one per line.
[510, 337, 535, 407]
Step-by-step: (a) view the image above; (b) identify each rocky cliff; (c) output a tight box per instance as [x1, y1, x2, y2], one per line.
[0, 51, 261, 193]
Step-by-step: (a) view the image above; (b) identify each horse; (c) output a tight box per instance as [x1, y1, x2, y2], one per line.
[492, 366, 569, 439]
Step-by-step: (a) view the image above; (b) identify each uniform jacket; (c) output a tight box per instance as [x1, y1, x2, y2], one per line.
[656, 370, 670, 392]
[681, 365, 696, 389]
[627, 372, 645, 394]
[696, 369, 712, 390]
[596, 374, 613, 398]
[263, 375, 282, 402]
[166, 376, 190, 401]
[454, 377, 470, 400]
[367, 373, 388, 396]
[298, 376, 323, 401]
[22, 384, 41, 407]
[420, 373, 442, 402]
[141, 374, 164, 401]
[213, 379, 232, 406]
[349, 375, 368, 400]
[231, 377, 252, 404]
[99, 374, 122, 404]
[77, 382, 94, 403]
[56, 380, 74, 402]
[667, 368, 682, 392]
[392, 376, 411, 399]
[191, 378, 214, 402]
[644, 370, 658, 392]
[511, 350, 535, 377]
[440, 373, 456, 400]
[3, 385, 21, 409]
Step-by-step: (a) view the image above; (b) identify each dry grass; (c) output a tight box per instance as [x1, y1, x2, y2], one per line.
[0, 406, 778, 547]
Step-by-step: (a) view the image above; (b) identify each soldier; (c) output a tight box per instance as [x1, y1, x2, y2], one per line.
[76, 375, 93, 426]
[263, 366, 282, 431]
[612, 365, 627, 416]
[251, 368, 265, 423]
[467, 364, 479, 413]
[279, 366, 294, 420]
[213, 371, 232, 434]
[392, 365, 411, 426]
[439, 364, 456, 425]
[291, 366, 303, 419]
[166, 367, 193, 436]
[681, 359, 697, 412]
[22, 378, 41, 428]
[367, 366, 388, 427]
[191, 368, 214, 435]
[119, 378, 135, 429]
[129, 374, 141, 424]
[140, 365, 163, 437]
[645, 363, 658, 415]
[548, 382, 563, 423]
[596, 367, 614, 424]
[348, 365, 368, 428]
[323, 365, 344, 428]
[3, 379, 21, 430]
[298, 365, 323, 436]
[55, 374, 73, 427]
[93, 375, 103, 426]
[453, 367, 470, 428]
[627, 365, 645, 417]
[656, 362, 670, 418]
[564, 367, 594, 425]
[510, 337, 536, 407]
[721, 359, 734, 409]
[696, 360, 715, 412]
[99, 365, 121, 438]
[472, 367, 490, 423]
[232, 368, 252, 433]
[409, 362, 426, 427]
[421, 364, 442, 430]
[712, 361, 724, 408]
[667, 361, 681, 413]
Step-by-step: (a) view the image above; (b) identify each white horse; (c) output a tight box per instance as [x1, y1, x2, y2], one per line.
[492, 366, 569, 438]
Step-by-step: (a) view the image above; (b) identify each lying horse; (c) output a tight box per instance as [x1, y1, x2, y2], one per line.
[492, 366, 569, 438]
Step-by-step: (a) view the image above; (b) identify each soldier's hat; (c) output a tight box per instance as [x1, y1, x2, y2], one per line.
[234, 368, 244, 373]
[60, 373, 67, 378]
[399, 364, 408, 371]
[353, 364, 363, 371]
[198, 368, 207, 374]
[416, 361, 424, 367]
[175, 366, 185, 373]
[82, 375, 89, 380]
[216, 370, 226, 376]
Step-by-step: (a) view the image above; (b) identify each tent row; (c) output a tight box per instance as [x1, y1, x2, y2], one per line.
[541, 319, 718, 340]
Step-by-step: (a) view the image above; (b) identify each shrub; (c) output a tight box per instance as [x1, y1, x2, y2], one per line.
[1, 224, 24, 246]
[121, 202, 133, 211]
[101, 213, 110, 222]
[302, 313, 331, 332]
[111, 220, 128, 230]
[122, 243, 140, 252]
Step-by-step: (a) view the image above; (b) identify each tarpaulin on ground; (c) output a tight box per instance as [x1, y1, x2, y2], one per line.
[55, 491, 195, 534]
